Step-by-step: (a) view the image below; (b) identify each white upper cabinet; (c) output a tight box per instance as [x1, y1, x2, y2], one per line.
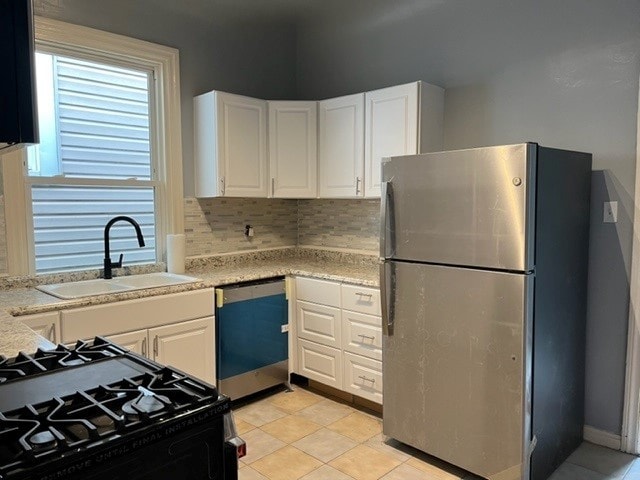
[364, 81, 444, 197]
[318, 93, 365, 198]
[268, 101, 317, 198]
[195, 82, 443, 199]
[194, 91, 268, 197]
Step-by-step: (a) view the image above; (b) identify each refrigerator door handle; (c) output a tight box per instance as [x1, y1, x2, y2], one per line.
[380, 261, 395, 336]
[380, 181, 395, 259]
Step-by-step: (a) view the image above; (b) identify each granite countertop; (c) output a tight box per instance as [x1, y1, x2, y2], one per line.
[0, 248, 379, 357]
[0, 316, 55, 357]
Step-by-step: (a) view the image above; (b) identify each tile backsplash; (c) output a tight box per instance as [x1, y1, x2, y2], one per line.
[184, 197, 380, 258]
[184, 197, 298, 257]
[297, 199, 380, 253]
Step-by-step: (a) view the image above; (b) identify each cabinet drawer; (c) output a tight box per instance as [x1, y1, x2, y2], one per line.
[61, 289, 214, 343]
[296, 277, 340, 307]
[298, 339, 342, 389]
[343, 352, 382, 404]
[297, 300, 341, 348]
[341, 284, 381, 316]
[342, 311, 382, 361]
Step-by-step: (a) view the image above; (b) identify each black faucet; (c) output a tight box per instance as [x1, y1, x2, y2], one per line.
[103, 216, 145, 279]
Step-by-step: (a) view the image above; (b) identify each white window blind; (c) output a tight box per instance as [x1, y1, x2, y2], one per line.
[28, 53, 158, 273]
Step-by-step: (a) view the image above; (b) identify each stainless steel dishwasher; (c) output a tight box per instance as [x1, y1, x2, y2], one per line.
[215, 278, 288, 400]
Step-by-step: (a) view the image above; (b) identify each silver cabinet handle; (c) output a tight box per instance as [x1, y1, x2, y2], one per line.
[49, 324, 55, 342]
[380, 261, 395, 336]
[271, 178, 275, 196]
[220, 177, 225, 196]
[153, 335, 159, 357]
[380, 181, 395, 259]
[141, 338, 147, 357]
[358, 333, 375, 341]
[356, 176, 361, 195]
[355, 292, 373, 298]
[358, 375, 375, 383]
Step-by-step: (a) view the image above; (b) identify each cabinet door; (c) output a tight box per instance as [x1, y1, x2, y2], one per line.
[298, 338, 342, 389]
[106, 329, 148, 357]
[269, 101, 317, 198]
[217, 92, 268, 197]
[20, 312, 60, 344]
[318, 93, 364, 198]
[364, 82, 419, 198]
[194, 91, 269, 197]
[149, 316, 215, 384]
[297, 300, 341, 348]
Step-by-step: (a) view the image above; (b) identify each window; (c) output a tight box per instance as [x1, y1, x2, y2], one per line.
[27, 53, 157, 272]
[2, 17, 183, 276]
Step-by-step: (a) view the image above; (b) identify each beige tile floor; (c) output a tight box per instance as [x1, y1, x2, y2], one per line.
[234, 387, 640, 480]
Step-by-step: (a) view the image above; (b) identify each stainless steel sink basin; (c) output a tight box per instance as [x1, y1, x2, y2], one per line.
[37, 273, 200, 299]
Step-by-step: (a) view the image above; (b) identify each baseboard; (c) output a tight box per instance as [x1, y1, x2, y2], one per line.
[583, 425, 622, 450]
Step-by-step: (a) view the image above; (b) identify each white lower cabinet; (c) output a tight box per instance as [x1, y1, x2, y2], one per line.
[296, 300, 341, 348]
[19, 311, 60, 344]
[342, 310, 382, 361]
[150, 317, 215, 384]
[298, 339, 342, 389]
[106, 329, 148, 357]
[343, 352, 383, 404]
[293, 277, 382, 404]
[60, 289, 216, 384]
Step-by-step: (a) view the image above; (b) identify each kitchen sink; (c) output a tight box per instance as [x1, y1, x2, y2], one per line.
[111, 272, 197, 289]
[37, 273, 200, 299]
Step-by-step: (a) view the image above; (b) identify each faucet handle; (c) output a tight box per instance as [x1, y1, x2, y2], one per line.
[115, 253, 124, 268]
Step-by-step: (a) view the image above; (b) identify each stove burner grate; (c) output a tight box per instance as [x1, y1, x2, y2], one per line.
[0, 338, 221, 479]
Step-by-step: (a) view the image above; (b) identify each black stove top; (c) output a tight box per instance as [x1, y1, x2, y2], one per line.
[0, 338, 234, 480]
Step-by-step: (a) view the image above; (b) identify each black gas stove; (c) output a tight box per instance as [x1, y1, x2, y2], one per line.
[0, 337, 244, 480]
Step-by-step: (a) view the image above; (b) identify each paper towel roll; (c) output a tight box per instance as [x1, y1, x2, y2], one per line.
[166, 234, 185, 274]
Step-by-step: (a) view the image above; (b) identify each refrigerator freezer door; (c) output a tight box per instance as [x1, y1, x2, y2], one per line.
[381, 143, 536, 272]
[383, 261, 532, 480]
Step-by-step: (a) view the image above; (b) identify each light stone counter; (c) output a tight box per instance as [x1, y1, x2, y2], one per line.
[0, 315, 55, 358]
[0, 248, 379, 357]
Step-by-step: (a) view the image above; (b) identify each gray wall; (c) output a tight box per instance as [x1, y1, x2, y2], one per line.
[296, 0, 640, 435]
[29, 0, 640, 435]
[34, 0, 298, 197]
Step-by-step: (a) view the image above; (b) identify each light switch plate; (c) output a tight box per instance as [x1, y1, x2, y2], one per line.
[604, 201, 618, 223]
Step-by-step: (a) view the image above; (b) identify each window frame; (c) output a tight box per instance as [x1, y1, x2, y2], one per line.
[2, 16, 183, 276]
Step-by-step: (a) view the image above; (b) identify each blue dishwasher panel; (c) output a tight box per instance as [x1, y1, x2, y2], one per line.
[216, 293, 288, 380]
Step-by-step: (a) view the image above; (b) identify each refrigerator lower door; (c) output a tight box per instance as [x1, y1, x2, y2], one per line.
[383, 261, 533, 480]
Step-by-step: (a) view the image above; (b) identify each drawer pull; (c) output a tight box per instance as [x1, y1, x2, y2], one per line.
[358, 334, 375, 341]
[358, 375, 376, 384]
[355, 292, 373, 298]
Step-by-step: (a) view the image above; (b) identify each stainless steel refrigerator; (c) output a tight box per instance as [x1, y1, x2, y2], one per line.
[380, 143, 591, 480]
